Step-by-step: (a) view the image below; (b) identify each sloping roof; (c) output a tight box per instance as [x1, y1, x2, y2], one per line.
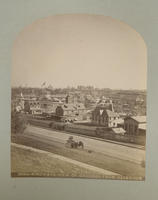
[62, 104, 76, 111]
[131, 116, 146, 123]
[41, 105, 57, 113]
[52, 97, 60, 102]
[92, 107, 119, 118]
[61, 103, 85, 111]
[114, 118, 124, 124]
[138, 123, 146, 130]
[86, 110, 92, 114]
[112, 128, 126, 134]
[106, 110, 119, 117]
[39, 96, 52, 101]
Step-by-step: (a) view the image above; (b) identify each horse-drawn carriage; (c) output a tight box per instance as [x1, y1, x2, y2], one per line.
[65, 136, 84, 149]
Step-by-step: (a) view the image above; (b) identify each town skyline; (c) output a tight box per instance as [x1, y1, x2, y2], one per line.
[11, 83, 147, 91]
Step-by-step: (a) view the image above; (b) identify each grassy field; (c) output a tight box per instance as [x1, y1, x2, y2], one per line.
[11, 145, 112, 178]
[12, 134, 145, 179]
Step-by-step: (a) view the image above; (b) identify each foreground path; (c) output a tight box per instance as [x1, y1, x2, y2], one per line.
[25, 125, 145, 164]
[11, 143, 120, 176]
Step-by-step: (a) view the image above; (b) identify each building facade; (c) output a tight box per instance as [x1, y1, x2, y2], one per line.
[55, 103, 87, 121]
[124, 116, 146, 135]
[92, 106, 120, 127]
[65, 93, 78, 104]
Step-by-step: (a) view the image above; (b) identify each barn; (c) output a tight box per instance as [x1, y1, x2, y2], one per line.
[124, 116, 146, 135]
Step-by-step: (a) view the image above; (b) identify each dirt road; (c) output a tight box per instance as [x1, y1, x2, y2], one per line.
[24, 125, 145, 164]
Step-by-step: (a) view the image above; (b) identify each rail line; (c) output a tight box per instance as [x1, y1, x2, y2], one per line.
[28, 124, 145, 150]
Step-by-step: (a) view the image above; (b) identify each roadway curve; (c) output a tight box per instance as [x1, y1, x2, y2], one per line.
[24, 125, 145, 164]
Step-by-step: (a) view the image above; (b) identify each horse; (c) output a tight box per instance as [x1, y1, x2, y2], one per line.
[69, 141, 84, 149]
[66, 136, 84, 149]
[77, 141, 84, 149]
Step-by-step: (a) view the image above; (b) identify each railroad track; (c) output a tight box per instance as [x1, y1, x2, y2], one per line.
[28, 124, 145, 150]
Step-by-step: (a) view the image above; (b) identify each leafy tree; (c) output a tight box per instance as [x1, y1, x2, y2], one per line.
[24, 101, 30, 113]
[11, 112, 27, 134]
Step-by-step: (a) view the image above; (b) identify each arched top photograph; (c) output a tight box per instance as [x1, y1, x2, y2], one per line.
[11, 14, 147, 180]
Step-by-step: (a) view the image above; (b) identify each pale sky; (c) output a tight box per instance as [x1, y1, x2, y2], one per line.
[12, 14, 147, 89]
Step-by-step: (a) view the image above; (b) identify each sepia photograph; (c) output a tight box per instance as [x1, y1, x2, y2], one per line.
[11, 14, 147, 180]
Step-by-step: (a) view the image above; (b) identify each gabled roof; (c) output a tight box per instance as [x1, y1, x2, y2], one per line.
[92, 106, 119, 118]
[106, 110, 119, 117]
[138, 123, 146, 130]
[131, 116, 146, 123]
[113, 118, 124, 124]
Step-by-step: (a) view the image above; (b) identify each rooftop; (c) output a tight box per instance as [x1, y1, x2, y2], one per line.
[131, 116, 146, 123]
[138, 123, 146, 130]
[112, 128, 126, 135]
[60, 103, 85, 111]
[106, 110, 119, 117]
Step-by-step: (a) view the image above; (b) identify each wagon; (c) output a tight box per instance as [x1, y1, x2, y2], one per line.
[65, 136, 84, 149]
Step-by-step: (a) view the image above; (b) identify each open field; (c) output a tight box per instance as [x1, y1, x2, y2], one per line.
[11, 145, 119, 178]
